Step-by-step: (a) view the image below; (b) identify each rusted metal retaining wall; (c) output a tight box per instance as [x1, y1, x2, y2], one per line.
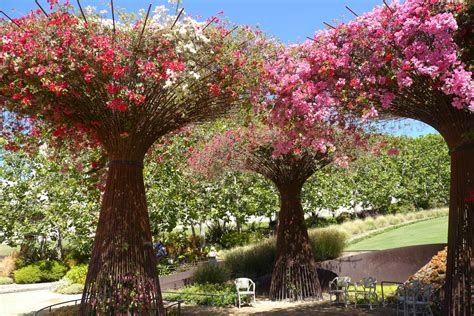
[319, 243, 446, 282]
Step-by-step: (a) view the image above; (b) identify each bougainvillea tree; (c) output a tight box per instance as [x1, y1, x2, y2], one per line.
[190, 119, 362, 301]
[0, 1, 260, 313]
[264, 0, 473, 313]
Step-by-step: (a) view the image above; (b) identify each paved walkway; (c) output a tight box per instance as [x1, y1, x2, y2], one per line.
[0, 284, 81, 316]
[0, 282, 58, 294]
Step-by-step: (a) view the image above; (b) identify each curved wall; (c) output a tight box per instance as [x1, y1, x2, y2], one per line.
[319, 243, 446, 283]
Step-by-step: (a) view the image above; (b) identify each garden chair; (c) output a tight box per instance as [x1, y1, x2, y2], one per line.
[395, 281, 433, 316]
[406, 283, 434, 316]
[234, 278, 256, 308]
[353, 276, 378, 309]
[329, 276, 352, 307]
[395, 284, 409, 315]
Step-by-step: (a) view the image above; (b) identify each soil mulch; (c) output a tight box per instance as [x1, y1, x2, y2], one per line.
[40, 299, 396, 315]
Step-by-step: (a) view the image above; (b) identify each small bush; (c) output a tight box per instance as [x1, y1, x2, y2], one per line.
[305, 216, 337, 228]
[220, 231, 251, 249]
[220, 231, 264, 249]
[38, 260, 68, 281]
[340, 219, 365, 235]
[14, 260, 67, 284]
[206, 223, 233, 246]
[309, 228, 347, 261]
[336, 212, 354, 224]
[0, 276, 13, 284]
[387, 215, 402, 226]
[193, 264, 230, 285]
[163, 283, 236, 307]
[14, 265, 42, 283]
[54, 281, 84, 294]
[223, 238, 276, 279]
[64, 264, 88, 285]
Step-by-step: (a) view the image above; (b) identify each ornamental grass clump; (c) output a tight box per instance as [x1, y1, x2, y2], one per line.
[308, 228, 347, 262]
[193, 264, 231, 285]
[223, 238, 276, 279]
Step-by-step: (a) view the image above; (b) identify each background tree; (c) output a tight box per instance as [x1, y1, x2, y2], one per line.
[145, 128, 277, 241]
[189, 123, 362, 301]
[0, 138, 101, 263]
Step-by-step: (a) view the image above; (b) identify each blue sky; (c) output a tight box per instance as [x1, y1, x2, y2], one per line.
[2, 0, 438, 136]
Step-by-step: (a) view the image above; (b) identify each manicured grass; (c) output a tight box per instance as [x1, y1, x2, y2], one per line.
[346, 216, 448, 251]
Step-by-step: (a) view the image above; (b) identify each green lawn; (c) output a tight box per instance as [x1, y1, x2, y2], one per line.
[346, 216, 448, 251]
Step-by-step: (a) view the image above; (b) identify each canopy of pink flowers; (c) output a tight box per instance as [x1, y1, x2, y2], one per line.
[263, 0, 473, 153]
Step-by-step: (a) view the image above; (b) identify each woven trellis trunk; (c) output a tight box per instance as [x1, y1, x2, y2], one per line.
[79, 159, 164, 315]
[390, 89, 474, 314]
[269, 184, 322, 301]
[444, 145, 474, 315]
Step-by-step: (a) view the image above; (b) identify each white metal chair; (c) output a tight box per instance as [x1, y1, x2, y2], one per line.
[395, 284, 409, 315]
[354, 276, 378, 309]
[234, 277, 256, 308]
[407, 283, 434, 316]
[396, 281, 434, 316]
[329, 276, 352, 307]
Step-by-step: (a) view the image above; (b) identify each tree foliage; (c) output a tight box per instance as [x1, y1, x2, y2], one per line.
[303, 134, 450, 215]
[0, 139, 101, 263]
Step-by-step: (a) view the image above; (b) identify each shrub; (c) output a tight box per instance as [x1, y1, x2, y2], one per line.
[336, 212, 354, 224]
[309, 228, 347, 261]
[14, 260, 67, 284]
[206, 223, 233, 246]
[305, 216, 337, 228]
[0, 276, 13, 284]
[64, 264, 88, 285]
[193, 264, 230, 285]
[157, 263, 176, 276]
[14, 265, 42, 283]
[38, 260, 68, 281]
[340, 219, 365, 235]
[219, 231, 263, 249]
[163, 283, 236, 307]
[223, 238, 276, 279]
[54, 281, 84, 294]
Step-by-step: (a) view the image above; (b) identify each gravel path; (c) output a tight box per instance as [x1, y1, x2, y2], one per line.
[36, 299, 397, 316]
